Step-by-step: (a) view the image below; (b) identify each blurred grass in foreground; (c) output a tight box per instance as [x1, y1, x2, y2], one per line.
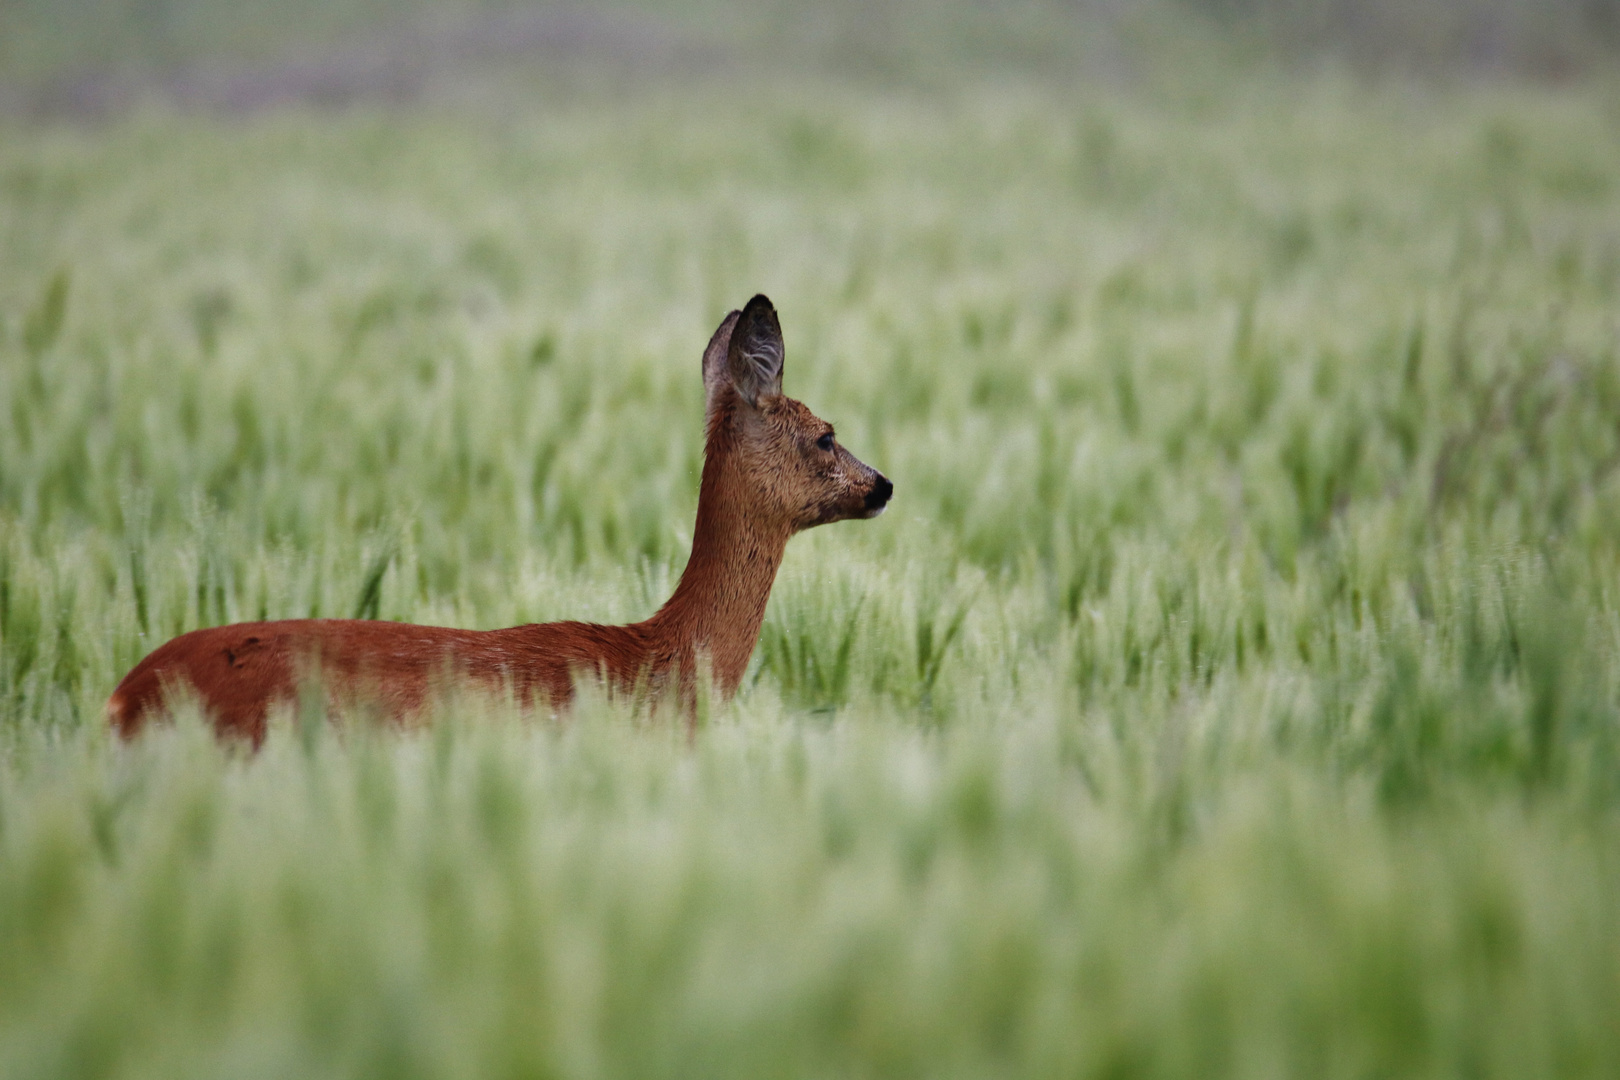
[3, 15, 1620, 1077]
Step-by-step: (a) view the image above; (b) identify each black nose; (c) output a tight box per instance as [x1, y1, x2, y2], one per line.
[865, 475, 893, 510]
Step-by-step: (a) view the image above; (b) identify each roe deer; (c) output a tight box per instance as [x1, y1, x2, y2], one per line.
[108, 295, 892, 744]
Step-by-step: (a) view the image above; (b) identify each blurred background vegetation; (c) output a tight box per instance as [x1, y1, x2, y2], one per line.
[4, 0, 1620, 112]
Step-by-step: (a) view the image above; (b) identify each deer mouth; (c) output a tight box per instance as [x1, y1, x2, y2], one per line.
[861, 476, 893, 518]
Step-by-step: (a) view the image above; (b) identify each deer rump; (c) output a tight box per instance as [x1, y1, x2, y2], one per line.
[108, 295, 893, 744]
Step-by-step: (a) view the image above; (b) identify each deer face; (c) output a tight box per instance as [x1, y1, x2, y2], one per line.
[748, 395, 892, 530]
[703, 295, 893, 533]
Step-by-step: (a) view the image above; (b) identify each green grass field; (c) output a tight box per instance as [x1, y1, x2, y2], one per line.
[4, 11, 1620, 1075]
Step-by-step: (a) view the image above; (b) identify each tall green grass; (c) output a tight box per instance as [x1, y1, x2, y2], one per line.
[3, 60, 1620, 1077]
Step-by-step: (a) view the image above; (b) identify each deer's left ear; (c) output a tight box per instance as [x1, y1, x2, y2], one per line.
[725, 294, 785, 407]
[702, 308, 742, 420]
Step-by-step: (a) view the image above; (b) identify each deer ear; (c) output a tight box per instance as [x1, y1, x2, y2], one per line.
[725, 294, 785, 407]
[702, 308, 742, 418]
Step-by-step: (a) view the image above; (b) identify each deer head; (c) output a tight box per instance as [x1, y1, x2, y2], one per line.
[700, 295, 892, 533]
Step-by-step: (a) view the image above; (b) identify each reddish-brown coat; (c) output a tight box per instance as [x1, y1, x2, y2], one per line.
[107, 296, 891, 744]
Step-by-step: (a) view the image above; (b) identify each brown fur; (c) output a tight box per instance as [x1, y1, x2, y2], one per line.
[107, 296, 891, 745]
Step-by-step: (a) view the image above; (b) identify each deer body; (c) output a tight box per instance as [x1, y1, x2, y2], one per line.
[108, 296, 891, 743]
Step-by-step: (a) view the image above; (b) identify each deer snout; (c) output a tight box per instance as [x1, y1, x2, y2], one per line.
[863, 474, 893, 518]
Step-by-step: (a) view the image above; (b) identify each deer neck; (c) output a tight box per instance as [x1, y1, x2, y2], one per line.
[643, 441, 791, 695]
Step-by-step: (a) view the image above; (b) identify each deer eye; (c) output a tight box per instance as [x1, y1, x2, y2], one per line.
[816, 433, 835, 452]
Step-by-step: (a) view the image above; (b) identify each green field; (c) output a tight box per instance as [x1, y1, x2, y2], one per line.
[4, 8, 1620, 1076]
